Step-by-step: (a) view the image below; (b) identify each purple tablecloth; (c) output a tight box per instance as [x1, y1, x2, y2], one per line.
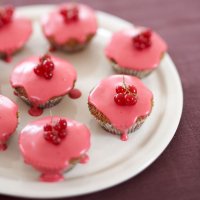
[1, 0, 200, 200]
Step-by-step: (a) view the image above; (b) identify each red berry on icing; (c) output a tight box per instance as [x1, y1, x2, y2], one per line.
[44, 124, 53, 132]
[133, 30, 152, 50]
[59, 119, 67, 130]
[44, 131, 53, 141]
[54, 124, 62, 132]
[52, 135, 62, 145]
[58, 130, 67, 139]
[114, 78, 138, 106]
[69, 6, 79, 21]
[124, 93, 137, 106]
[59, 5, 79, 23]
[43, 71, 53, 79]
[34, 55, 54, 80]
[43, 60, 54, 72]
[34, 64, 44, 76]
[60, 9, 67, 17]
[43, 118, 68, 145]
[116, 85, 126, 94]
[143, 30, 152, 38]
[128, 85, 137, 94]
[114, 93, 126, 105]
[0, 6, 14, 28]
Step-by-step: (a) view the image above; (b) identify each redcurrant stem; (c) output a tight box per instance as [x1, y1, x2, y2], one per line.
[122, 75, 131, 93]
[122, 75, 127, 89]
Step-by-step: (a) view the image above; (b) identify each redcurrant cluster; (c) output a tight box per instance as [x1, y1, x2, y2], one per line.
[114, 84, 137, 106]
[0, 6, 14, 28]
[43, 119, 68, 145]
[34, 54, 55, 80]
[59, 6, 79, 23]
[133, 30, 152, 50]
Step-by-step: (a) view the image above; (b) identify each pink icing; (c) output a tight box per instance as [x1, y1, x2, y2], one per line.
[88, 75, 153, 134]
[79, 154, 89, 164]
[41, 3, 98, 44]
[0, 17, 32, 55]
[19, 116, 91, 182]
[0, 95, 18, 151]
[105, 27, 167, 70]
[10, 56, 77, 115]
[121, 132, 128, 141]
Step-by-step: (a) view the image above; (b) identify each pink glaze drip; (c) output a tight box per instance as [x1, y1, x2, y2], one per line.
[0, 143, 7, 151]
[40, 173, 64, 182]
[105, 27, 167, 70]
[0, 95, 18, 149]
[28, 106, 43, 117]
[88, 75, 153, 135]
[0, 17, 32, 55]
[10, 56, 77, 115]
[41, 3, 97, 44]
[69, 88, 82, 99]
[19, 116, 91, 182]
[79, 154, 89, 164]
[120, 132, 128, 141]
[4, 54, 12, 63]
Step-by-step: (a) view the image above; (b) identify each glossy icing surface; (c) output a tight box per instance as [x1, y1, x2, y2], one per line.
[19, 116, 91, 172]
[10, 56, 77, 105]
[0, 16, 32, 54]
[41, 3, 98, 44]
[0, 95, 18, 143]
[105, 28, 167, 70]
[88, 75, 153, 133]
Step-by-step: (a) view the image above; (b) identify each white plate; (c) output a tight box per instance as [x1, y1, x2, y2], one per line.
[0, 5, 183, 199]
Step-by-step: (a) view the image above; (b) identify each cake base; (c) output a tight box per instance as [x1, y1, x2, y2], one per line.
[111, 61, 153, 79]
[88, 102, 152, 138]
[48, 34, 94, 53]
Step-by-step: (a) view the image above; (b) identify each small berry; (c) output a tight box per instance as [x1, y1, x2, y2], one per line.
[128, 85, 137, 94]
[43, 118, 68, 145]
[52, 136, 62, 145]
[114, 79, 138, 106]
[59, 119, 67, 130]
[34, 64, 44, 76]
[43, 131, 53, 141]
[116, 85, 126, 94]
[54, 124, 62, 132]
[43, 71, 53, 79]
[59, 5, 79, 23]
[34, 55, 54, 80]
[133, 30, 152, 50]
[0, 6, 14, 28]
[114, 93, 126, 105]
[143, 30, 152, 38]
[58, 130, 67, 139]
[44, 124, 53, 132]
[43, 60, 54, 72]
[124, 93, 137, 105]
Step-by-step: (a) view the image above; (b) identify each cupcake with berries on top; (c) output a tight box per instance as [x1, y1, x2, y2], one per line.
[105, 27, 167, 78]
[0, 95, 18, 151]
[41, 3, 98, 52]
[19, 116, 91, 182]
[10, 54, 78, 116]
[0, 5, 32, 62]
[88, 75, 153, 141]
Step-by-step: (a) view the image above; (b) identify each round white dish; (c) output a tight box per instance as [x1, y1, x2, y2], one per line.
[0, 5, 183, 199]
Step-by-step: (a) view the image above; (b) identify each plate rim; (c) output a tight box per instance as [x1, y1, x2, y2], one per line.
[0, 4, 183, 199]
